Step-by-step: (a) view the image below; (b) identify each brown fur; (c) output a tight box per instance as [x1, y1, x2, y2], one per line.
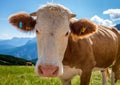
[63, 20, 120, 85]
[9, 12, 36, 31]
[70, 19, 97, 37]
[112, 56, 120, 82]
[110, 27, 120, 82]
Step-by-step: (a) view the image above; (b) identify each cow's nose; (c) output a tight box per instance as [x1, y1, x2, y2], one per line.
[38, 65, 59, 77]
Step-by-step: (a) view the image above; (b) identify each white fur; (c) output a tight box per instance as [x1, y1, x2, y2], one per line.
[60, 66, 82, 80]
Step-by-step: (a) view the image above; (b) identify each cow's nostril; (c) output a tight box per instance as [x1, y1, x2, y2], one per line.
[52, 67, 59, 75]
[38, 66, 43, 74]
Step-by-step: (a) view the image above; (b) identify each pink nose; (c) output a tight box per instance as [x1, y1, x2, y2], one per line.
[38, 65, 59, 77]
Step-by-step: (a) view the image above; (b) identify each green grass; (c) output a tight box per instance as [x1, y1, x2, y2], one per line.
[0, 66, 61, 85]
[0, 66, 120, 85]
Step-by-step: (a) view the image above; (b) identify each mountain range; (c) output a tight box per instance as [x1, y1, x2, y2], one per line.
[0, 37, 31, 50]
[0, 37, 38, 61]
[115, 24, 120, 30]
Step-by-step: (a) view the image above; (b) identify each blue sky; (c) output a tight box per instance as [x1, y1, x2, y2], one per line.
[0, 0, 120, 40]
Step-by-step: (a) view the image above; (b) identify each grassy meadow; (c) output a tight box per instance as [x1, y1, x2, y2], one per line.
[0, 66, 120, 85]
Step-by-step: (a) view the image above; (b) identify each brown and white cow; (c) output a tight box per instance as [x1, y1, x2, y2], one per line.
[9, 4, 120, 85]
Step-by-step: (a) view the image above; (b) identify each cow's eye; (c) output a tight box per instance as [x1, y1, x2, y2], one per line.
[36, 30, 39, 34]
[65, 31, 69, 36]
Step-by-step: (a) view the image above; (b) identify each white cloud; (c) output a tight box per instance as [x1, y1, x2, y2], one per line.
[0, 32, 36, 40]
[103, 9, 120, 21]
[0, 34, 12, 40]
[91, 15, 114, 26]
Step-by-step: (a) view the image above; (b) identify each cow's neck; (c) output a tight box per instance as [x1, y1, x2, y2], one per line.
[63, 34, 95, 69]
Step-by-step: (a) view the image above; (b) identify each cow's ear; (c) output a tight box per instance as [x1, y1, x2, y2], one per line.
[70, 19, 97, 37]
[9, 12, 36, 32]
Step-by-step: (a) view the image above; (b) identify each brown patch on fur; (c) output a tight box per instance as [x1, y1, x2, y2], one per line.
[70, 19, 97, 37]
[9, 12, 36, 31]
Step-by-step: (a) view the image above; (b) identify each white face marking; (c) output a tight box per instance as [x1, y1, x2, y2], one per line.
[35, 4, 72, 76]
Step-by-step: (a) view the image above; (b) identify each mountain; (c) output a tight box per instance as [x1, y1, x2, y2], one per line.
[0, 37, 32, 50]
[0, 38, 38, 61]
[0, 54, 34, 65]
[11, 38, 38, 60]
[31, 58, 38, 63]
[0, 37, 38, 61]
[115, 24, 120, 30]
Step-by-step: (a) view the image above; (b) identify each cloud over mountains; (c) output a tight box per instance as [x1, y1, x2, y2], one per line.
[103, 9, 120, 21]
[91, 15, 113, 26]
[91, 9, 120, 26]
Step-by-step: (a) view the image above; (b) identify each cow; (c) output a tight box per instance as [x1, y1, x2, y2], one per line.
[9, 4, 120, 85]
[26, 62, 33, 66]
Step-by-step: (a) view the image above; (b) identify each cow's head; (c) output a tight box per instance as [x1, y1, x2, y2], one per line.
[9, 4, 97, 77]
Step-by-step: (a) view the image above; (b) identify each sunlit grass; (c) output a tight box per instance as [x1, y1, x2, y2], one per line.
[0, 66, 61, 85]
[0, 66, 120, 85]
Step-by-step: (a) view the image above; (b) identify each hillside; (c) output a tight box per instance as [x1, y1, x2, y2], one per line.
[0, 54, 34, 65]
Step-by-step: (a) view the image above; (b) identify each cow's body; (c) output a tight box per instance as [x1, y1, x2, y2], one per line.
[62, 25, 120, 85]
[9, 4, 120, 85]
[64, 25, 119, 69]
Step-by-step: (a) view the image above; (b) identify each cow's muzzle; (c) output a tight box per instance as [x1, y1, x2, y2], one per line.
[37, 64, 59, 77]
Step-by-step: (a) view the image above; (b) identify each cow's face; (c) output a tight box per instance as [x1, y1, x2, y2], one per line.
[9, 4, 97, 77]
[34, 4, 76, 77]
